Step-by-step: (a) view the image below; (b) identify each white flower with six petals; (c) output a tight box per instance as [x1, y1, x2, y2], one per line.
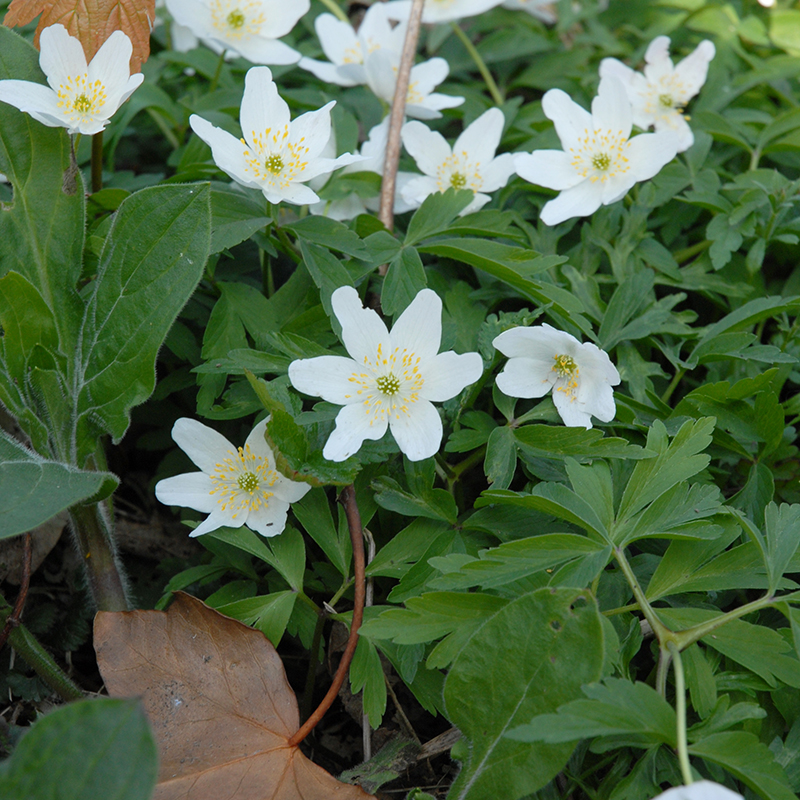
[165, 0, 308, 64]
[514, 76, 679, 226]
[0, 24, 143, 136]
[190, 66, 362, 205]
[493, 323, 620, 429]
[600, 36, 715, 152]
[401, 108, 516, 214]
[288, 287, 484, 462]
[155, 417, 311, 537]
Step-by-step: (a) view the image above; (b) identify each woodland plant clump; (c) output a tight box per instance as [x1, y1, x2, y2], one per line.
[3, 2, 800, 800]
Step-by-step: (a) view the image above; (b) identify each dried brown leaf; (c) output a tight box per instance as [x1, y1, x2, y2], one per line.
[94, 593, 375, 800]
[4, 0, 155, 71]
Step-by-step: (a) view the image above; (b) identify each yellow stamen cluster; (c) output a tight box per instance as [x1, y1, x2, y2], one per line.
[56, 74, 107, 123]
[241, 126, 310, 190]
[640, 74, 688, 125]
[436, 150, 483, 195]
[552, 353, 579, 401]
[570, 128, 630, 183]
[210, 0, 266, 39]
[209, 444, 279, 519]
[344, 343, 425, 426]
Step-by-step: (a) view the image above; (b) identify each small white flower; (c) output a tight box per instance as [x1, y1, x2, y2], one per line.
[155, 417, 311, 537]
[299, 3, 405, 87]
[386, 0, 505, 24]
[190, 66, 362, 205]
[501, 0, 556, 23]
[514, 76, 679, 226]
[165, 0, 308, 64]
[600, 36, 715, 152]
[650, 782, 743, 800]
[401, 108, 515, 214]
[0, 24, 143, 136]
[288, 287, 484, 462]
[493, 323, 620, 429]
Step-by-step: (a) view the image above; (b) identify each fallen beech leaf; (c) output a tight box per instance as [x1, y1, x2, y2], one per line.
[4, 0, 155, 72]
[94, 592, 375, 800]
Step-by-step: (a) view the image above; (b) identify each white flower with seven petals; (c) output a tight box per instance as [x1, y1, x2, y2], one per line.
[493, 324, 620, 429]
[600, 36, 715, 153]
[514, 76, 679, 226]
[299, 3, 404, 88]
[650, 782, 743, 800]
[288, 287, 484, 462]
[190, 67, 362, 205]
[401, 108, 515, 214]
[155, 417, 311, 537]
[165, 0, 308, 64]
[386, 0, 505, 24]
[0, 24, 143, 136]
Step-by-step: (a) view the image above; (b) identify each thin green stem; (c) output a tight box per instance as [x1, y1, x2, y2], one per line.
[209, 49, 226, 92]
[300, 609, 326, 722]
[656, 645, 671, 698]
[316, 0, 349, 22]
[673, 240, 711, 265]
[146, 108, 180, 150]
[329, 577, 354, 609]
[661, 367, 685, 404]
[669, 642, 693, 785]
[450, 23, 504, 106]
[91, 131, 103, 193]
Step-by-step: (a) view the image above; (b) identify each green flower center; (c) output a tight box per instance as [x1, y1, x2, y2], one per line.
[376, 374, 401, 395]
[227, 9, 246, 29]
[553, 354, 577, 376]
[237, 471, 259, 493]
[265, 154, 284, 174]
[73, 94, 93, 113]
[659, 93, 673, 108]
[591, 152, 611, 171]
[450, 172, 467, 190]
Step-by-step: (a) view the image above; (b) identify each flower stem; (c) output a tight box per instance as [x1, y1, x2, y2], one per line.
[91, 131, 103, 193]
[316, 0, 349, 22]
[209, 49, 226, 93]
[661, 367, 685, 404]
[69, 503, 129, 612]
[668, 642, 693, 785]
[379, 0, 425, 241]
[287, 484, 366, 747]
[0, 533, 31, 653]
[450, 23, 504, 106]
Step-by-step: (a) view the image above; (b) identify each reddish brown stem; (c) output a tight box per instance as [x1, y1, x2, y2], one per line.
[0, 533, 32, 652]
[288, 484, 365, 748]
[378, 0, 426, 246]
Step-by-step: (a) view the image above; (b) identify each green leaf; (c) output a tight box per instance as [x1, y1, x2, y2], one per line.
[75, 184, 211, 456]
[403, 189, 474, 246]
[0, 430, 117, 538]
[444, 587, 604, 800]
[507, 679, 676, 748]
[689, 732, 796, 800]
[381, 246, 427, 317]
[350, 637, 388, 729]
[513, 425, 650, 460]
[288, 215, 368, 258]
[266, 525, 306, 591]
[298, 240, 353, 318]
[292, 489, 351, 577]
[0, 697, 157, 800]
[484, 425, 517, 489]
[209, 184, 270, 254]
[216, 591, 297, 647]
[373, 477, 458, 524]
[762, 502, 800, 597]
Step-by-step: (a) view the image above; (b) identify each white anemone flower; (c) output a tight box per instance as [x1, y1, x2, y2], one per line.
[514, 76, 679, 226]
[493, 323, 620, 429]
[401, 108, 515, 214]
[289, 287, 484, 462]
[299, 3, 405, 87]
[650, 782, 743, 800]
[600, 36, 715, 153]
[190, 66, 362, 205]
[0, 24, 143, 136]
[155, 417, 311, 537]
[165, 0, 308, 64]
[386, 0, 505, 24]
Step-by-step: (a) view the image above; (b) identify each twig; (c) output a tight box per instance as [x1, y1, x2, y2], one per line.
[288, 484, 366, 747]
[0, 533, 32, 653]
[378, 0, 426, 242]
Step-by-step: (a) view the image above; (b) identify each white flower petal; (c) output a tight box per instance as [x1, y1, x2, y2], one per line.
[626, 130, 678, 180]
[289, 355, 363, 404]
[246, 499, 290, 537]
[229, 36, 301, 66]
[494, 324, 577, 361]
[552, 388, 594, 429]
[155, 472, 217, 513]
[258, 0, 310, 38]
[244, 417, 272, 460]
[455, 108, 505, 167]
[389, 289, 443, 362]
[332, 286, 392, 365]
[598, 57, 636, 88]
[651, 780, 743, 800]
[171, 417, 236, 474]
[514, 150, 582, 192]
[419, 351, 483, 401]
[400, 175, 440, 207]
[240, 66, 287, 142]
[542, 88, 593, 151]
[190, 508, 240, 537]
[0, 81, 65, 128]
[323, 402, 389, 461]
[299, 56, 359, 87]
[190, 114, 259, 190]
[389, 399, 443, 461]
[593, 77, 632, 140]
[87, 30, 134, 101]
[479, 153, 516, 192]
[271, 181, 321, 206]
[288, 102, 336, 162]
[540, 178, 604, 226]
[496, 356, 554, 399]
[39, 24, 87, 91]
[273, 475, 312, 504]
[674, 40, 716, 99]
[315, 12, 358, 65]
[402, 121, 452, 178]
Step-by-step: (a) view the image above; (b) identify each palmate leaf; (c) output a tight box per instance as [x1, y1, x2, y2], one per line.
[4, 0, 156, 71]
